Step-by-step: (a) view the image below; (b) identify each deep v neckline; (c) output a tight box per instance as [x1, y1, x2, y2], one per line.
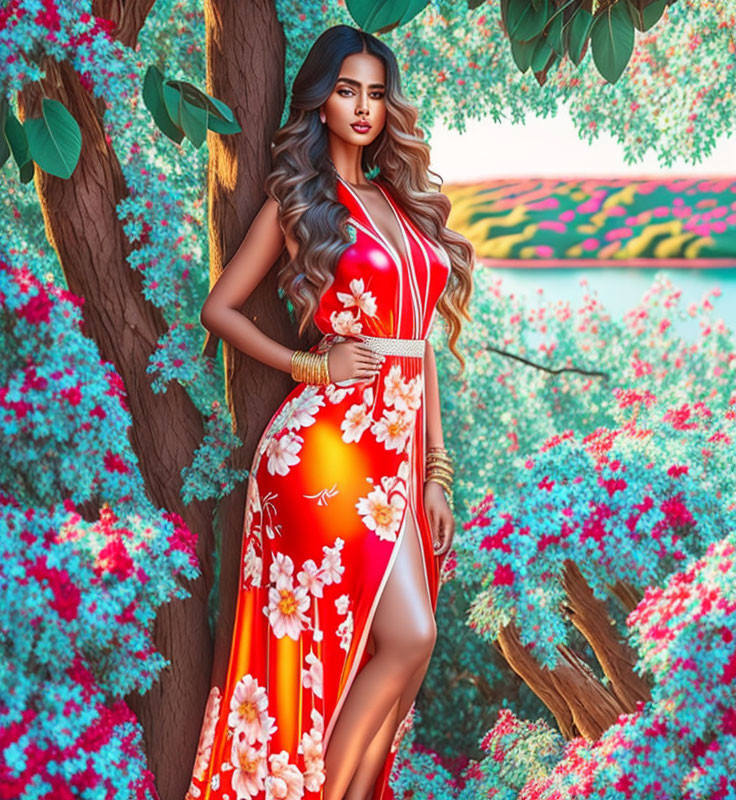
[337, 175, 411, 266]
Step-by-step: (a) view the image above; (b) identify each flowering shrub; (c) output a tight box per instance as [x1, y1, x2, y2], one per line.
[0, 495, 199, 799]
[392, 532, 736, 799]
[464, 384, 735, 667]
[0, 252, 200, 797]
[1, 0, 242, 506]
[415, 266, 734, 782]
[523, 531, 736, 800]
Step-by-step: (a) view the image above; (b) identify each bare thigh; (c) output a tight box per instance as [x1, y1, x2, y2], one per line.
[369, 506, 437, 670]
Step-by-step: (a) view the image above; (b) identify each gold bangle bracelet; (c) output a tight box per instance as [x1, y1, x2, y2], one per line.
[426, 466, 453, 477]
[291, 349, 331, 385]
[427, 471, 454, 483]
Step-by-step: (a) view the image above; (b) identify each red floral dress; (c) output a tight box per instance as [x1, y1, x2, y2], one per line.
[185, 175, 452, 800]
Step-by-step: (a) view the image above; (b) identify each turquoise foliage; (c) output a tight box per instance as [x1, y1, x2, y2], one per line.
[1, 0, 245, 506]
[0, 253, 148, 510]
[404, 268, 736, 795]
[2, 0, 736, 796]
[525, 533, 736, 799]
[0, 253, 201, 797]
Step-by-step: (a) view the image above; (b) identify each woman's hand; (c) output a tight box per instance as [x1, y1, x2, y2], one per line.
[424, 480, 455, 556]
[327, 338, 385, 383]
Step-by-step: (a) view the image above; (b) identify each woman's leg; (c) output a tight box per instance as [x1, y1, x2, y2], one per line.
[344, 649, 434, 800]
[323, 508, 437, 800]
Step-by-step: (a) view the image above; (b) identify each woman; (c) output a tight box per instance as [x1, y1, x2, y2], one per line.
[186, 23, 474, 800]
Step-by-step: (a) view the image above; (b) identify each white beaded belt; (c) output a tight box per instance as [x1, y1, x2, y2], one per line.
[359, 334, 425, 358]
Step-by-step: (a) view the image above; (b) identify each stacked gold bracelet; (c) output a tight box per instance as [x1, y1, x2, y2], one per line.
[425, 446, 454, 502]
[290, 349, 330, 385]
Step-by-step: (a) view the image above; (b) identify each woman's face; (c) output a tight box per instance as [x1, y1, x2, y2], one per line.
[321, 52, 386, 146]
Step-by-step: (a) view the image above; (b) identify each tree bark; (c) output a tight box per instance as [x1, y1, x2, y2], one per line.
[17, 55, 216, 800]
[562, 560, 651, 712]
[203, 0, 317, 694]
[607, 578, 644, 614]
[497, 621, 624, 740]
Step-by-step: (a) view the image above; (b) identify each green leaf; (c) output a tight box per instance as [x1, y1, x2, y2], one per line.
[568, 8, 594, 65]
[179, 97, 208, 147]
[345, 0, 428, 34]
[0, 100, 9, 169]
[142, 66, 184, 144]
[507, 0, 549, 41]
[166, 80, 241, 137]
[206, 96, 241, 135]
[168, 80, 232, 122]
[23, 97, 81, 179]
[546, 10, 564, 55]
[467, 0, 485, 9]
[510, 34, 541, 72]
[162, 82, 208, 147]
[4, 109, 34, 183]
[531, 36, 554, 72]
[627, 0, 667, 31]
[591, 2, 635, 83]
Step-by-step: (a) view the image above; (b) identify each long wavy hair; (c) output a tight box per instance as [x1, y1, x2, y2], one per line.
[264, 24, 475, 370]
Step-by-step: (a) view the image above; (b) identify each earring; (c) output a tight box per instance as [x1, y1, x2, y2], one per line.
[320, 110, 326, 124]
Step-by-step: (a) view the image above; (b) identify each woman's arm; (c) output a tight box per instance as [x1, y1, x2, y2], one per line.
[423, 340, 444, 449]
[200, 196, 296, 375]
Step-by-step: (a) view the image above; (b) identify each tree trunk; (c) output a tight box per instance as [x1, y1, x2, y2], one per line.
[562, 560, 651, 712]
[607, 578, 644, 614]
[203, 0, 316, 693]
[17, 56, 216, 800]
[497, 621, 624, 740]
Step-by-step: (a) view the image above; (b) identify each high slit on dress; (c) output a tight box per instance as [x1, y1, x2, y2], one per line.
[185, 174, 452, 800]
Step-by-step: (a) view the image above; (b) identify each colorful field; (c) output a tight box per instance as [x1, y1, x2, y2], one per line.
[444, 177, 736, 267]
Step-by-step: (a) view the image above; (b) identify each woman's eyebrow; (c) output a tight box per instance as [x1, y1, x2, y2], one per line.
[336, 76, 385, 89]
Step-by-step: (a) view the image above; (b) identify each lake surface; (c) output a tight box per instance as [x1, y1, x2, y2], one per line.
[487, 267, 736, 340]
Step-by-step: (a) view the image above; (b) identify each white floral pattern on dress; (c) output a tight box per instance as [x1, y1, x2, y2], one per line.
[330, 309, 362, 335]
[280, 386, 326, 430]
[341, 402, 372, 443]
[371, 408, 414, 454]
[356, 458, 411, 542]
[356, 484, 406, 542]
[300, 720, 326, 793]
[336, 277, 378, 317]
[230, 735, 268, 799]
[334, 593, 354, 651]
[383, 364, 422, 412]
[301, 650, 323, 699]
[325, 382, 355, 404]
[242, 538, 263, 590]
[340, 386, 375, 444]
[320, 537, 346, 585]
[270, 551, 295, 586]
[265, 579, 311, 640]
[190, 686, 222, 783]
[266, 431, 304, 477]
[296, 559, 324, 597]
[228, 674, 277, 745]
[265, 750, 304, 800]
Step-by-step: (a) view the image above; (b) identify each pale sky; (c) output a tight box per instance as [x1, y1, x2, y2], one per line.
[428, 105, 736, 182]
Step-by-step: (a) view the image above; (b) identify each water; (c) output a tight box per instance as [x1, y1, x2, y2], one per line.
[487, 267, 736, 339]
